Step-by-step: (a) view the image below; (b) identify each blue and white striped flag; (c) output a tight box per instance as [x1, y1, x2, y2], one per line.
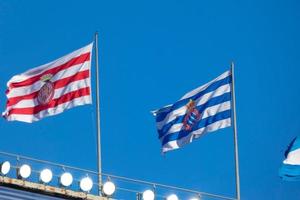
[152, 70, 232, 153]
[279, 137, 300, 180]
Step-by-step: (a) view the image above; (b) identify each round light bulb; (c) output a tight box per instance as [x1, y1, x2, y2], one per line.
[142, 189, 155, 200]
[0, 161, 10, 175]
[40, 169, 53, 183]
[166, 194, 179, 200]
[18, 164, 31, 179]
[60, 172, 73, 187]
[102, 181, 116, 196]
[80, 177, 93, 192]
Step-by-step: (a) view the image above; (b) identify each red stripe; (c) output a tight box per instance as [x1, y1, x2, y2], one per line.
[8, 52, 90, 89]
[6, 92, 37, 107]
[6, 70, 90, 107]
[54, 70, 89, 89]
[7, 87, 90, 115]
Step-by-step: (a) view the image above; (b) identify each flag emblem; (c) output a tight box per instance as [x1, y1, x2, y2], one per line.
[37, 74, 54, 105]
[182, 100, 201, 131]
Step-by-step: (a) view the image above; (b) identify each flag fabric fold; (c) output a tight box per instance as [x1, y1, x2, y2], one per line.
[279, 136, 300, 181]
[152, 70, 232, 153]
[2, 43, 93, 123]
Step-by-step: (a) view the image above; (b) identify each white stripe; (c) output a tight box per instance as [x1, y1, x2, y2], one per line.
[163, 124, 184, 136]
[161, 118, 231, 153]
[156, 106, 187, 130]
[151, 105, 172, 116]
[4, 96, 91, 123]
[156, 84, 231, 130]
[180, 70, 230, 100]
[7, 61, 90, 98]
[7, 43, 93, 86]
[160, 101, 231, 138]
[192, 118, 231, 138]
[5, 79, 90, 109]
[201, 101, 231, 119]
[283, 148, 300, 165]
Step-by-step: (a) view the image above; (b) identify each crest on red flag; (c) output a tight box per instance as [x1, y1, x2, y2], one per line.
[37, 74, 54, 105]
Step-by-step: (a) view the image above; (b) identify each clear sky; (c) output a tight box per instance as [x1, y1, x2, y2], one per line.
[0, 0, 300, 199]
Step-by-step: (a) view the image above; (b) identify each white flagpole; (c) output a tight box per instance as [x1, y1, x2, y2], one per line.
[94, 32, 102, 195]
[230, 62, 241, 200]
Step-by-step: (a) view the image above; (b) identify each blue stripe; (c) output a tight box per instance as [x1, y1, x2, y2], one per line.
[154, 105, 172, 116]
[289, 137, 300, 152]
[279, 164, 300, 181]
[161, 109, 231, 146]
[191, 112, 198, 117]
[283, 137, 300, 158]
[190, 115, 196, 120]
[157, 92, 231, 138]
[155, 75, 231, 122]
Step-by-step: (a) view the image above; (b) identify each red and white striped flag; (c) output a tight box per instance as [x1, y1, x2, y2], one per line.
[2, 43, 93, 123]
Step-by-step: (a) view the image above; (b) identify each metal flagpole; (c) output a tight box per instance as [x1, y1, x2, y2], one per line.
[94, 32, 102, 195]
[230, 62, 241, 200]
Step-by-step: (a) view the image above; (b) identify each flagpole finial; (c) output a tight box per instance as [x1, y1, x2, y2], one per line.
[94, 32, 98, 42]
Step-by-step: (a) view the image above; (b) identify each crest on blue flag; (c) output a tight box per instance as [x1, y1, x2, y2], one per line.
[182, 100, 201, 131]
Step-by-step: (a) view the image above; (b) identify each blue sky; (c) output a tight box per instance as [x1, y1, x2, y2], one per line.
[0, 0, 300, 199]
